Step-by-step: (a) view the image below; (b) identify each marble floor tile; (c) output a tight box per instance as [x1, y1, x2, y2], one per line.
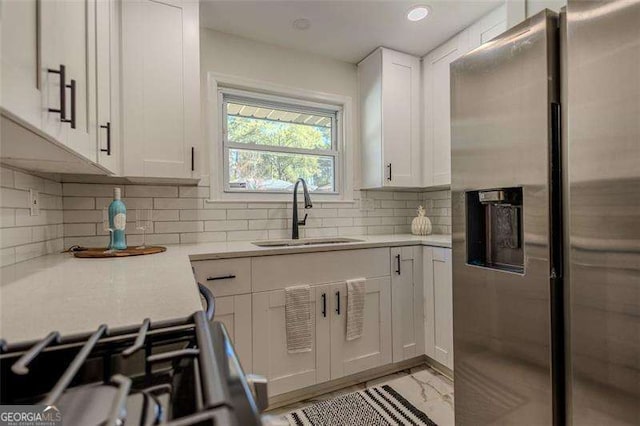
[268, 363, 455, 425]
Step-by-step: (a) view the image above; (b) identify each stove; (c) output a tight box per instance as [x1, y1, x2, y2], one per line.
[0, 285, 267, 425]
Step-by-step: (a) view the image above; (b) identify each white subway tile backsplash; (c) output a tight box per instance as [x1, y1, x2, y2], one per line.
[125, 185, 178, 198]
[154, 221, 204, 234]
[321, 217, 353, 227]
[1, 247, 16, 267]
[179, 186, 210, 198]
[63, 197, 96, 210]
[64, 223, 97, 237]
[0, 208, 16, 227]
[64, 210, 103, 223]
[96, 197, 153, 210]
[0, 227, 33, 248]
[205, 220, 248, 231]
[63, 183, 117, 197]
[0, 168, 64, 266]
[226, 209, 267, 220]
[13, 170, 45, 192]
[227, 230, 268, 241]
[179, 209, 226, 221]
[55, 180, 451, 251]
[154, 198, 203, 210]
[247, 219, 288, 230]
[1, 187, 29, 208]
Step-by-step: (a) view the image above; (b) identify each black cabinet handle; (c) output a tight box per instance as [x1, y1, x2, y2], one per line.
[387, 163, 392, 181]
[335, 291, 341, 315]
[100, 122, 111, 155]
[206, 274, 236, 281]
[321, 293, 327, 317]
[47, 64, 66, 120]
[191, 146, 195, 171]
[61, 79, 76, 129]
[395, 254, 401, 275]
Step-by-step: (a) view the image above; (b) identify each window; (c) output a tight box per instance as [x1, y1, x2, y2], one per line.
[221, 89, 341, 194]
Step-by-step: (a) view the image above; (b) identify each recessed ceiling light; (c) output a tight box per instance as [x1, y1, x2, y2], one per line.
[407, 6, 430, 22]
[292, 18, 311, 31]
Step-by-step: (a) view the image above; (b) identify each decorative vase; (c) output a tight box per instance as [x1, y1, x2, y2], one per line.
[411, 206, 432, 236]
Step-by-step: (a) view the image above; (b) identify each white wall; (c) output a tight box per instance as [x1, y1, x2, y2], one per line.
[198, 29, 361, 187]
[526, 0, 566, 17]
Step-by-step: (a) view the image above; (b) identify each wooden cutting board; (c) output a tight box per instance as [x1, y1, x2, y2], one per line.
[72, 246, 166, 258]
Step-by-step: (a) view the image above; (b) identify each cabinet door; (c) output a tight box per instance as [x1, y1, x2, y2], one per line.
[40, 0, 97, 162]
[423, 247, 435, 358]
[330, 277, 392, 379]
[213, 294, 253, 373]
[252, 285, 330, 396]
[391, 246, 424, 362]
[422, 34, 468, 187]
[467, 4, 508, 51]
[95, 0, 120, 173]
[433, 248, 453, 369]
[381, 49, 421, 187]
[121, 0, 200, 178]
[1, 0, 42, 128]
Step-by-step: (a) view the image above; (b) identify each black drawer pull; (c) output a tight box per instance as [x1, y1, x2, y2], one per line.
[335, 291, 341, 315]
[206, 274, 236, 281]
[47, 64, 66, 120]
[321, 293, 327, 317]
[395, 254, 401, 275]
[61, 79, 76, 129]
[100, 122, 111, 155]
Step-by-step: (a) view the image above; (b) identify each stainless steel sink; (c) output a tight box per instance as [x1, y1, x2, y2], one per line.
[252, 237, 364, 247]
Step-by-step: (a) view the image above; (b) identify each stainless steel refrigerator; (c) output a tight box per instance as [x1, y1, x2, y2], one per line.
[450, 1, 640, 424]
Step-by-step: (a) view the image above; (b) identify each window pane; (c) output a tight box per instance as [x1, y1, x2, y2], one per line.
[226, 101, 332, 151]
[228, 149, 335, 192]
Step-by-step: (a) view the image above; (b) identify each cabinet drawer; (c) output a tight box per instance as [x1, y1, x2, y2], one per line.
[191, 258, 251, 297]
[251, 248, 390, 292]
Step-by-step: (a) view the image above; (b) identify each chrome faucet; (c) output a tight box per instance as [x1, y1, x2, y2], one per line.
[292, 178, 313, 239]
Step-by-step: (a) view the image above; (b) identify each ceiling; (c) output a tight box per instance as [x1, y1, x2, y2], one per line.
[200, 0, 505, 63]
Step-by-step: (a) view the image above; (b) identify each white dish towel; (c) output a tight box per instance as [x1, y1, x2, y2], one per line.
[346, 278, 366, 341]
[285, 285, 312, 353]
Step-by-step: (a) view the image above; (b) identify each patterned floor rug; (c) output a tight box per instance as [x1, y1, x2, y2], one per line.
[285, 384, 438, 426]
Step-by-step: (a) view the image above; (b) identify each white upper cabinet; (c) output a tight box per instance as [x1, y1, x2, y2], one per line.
[121, 0, 201, 179]
[421, 4, 507, 188]
[359, 48, 421, 189]
[95, 0, 120, 174]
[1, 0, 42, 129]
[40, 0, 98, 162]
[421, 34, 468, 188]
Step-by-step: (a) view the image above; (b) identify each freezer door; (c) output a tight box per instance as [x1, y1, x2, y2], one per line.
[567, 0, 640, 424]
[451, 10, 560, 425]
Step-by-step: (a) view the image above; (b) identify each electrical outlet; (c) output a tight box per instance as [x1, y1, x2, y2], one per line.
[29, 189, 40, 216]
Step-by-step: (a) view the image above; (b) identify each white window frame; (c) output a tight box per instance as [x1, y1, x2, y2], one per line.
[221, 88, 341, 195]
[206, 72, 354, 203]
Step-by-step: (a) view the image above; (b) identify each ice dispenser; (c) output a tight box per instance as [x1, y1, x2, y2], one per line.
[466, 187, 524, 273]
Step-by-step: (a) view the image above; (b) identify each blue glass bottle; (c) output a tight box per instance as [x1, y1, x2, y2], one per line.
[109, 188, 127, 250]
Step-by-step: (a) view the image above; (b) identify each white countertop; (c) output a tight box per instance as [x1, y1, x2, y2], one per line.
[0, 234, 450, 346]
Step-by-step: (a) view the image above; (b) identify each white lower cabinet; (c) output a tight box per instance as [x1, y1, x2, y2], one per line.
[390, 246, 424, 362]
[196, 244, 452, 398]
[252, 285, 330, 396]
[330, 277, 392, 379]
[213, 294, 252, 373]
[423, 247, 454, 369]
[251, 279, 393, 397]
